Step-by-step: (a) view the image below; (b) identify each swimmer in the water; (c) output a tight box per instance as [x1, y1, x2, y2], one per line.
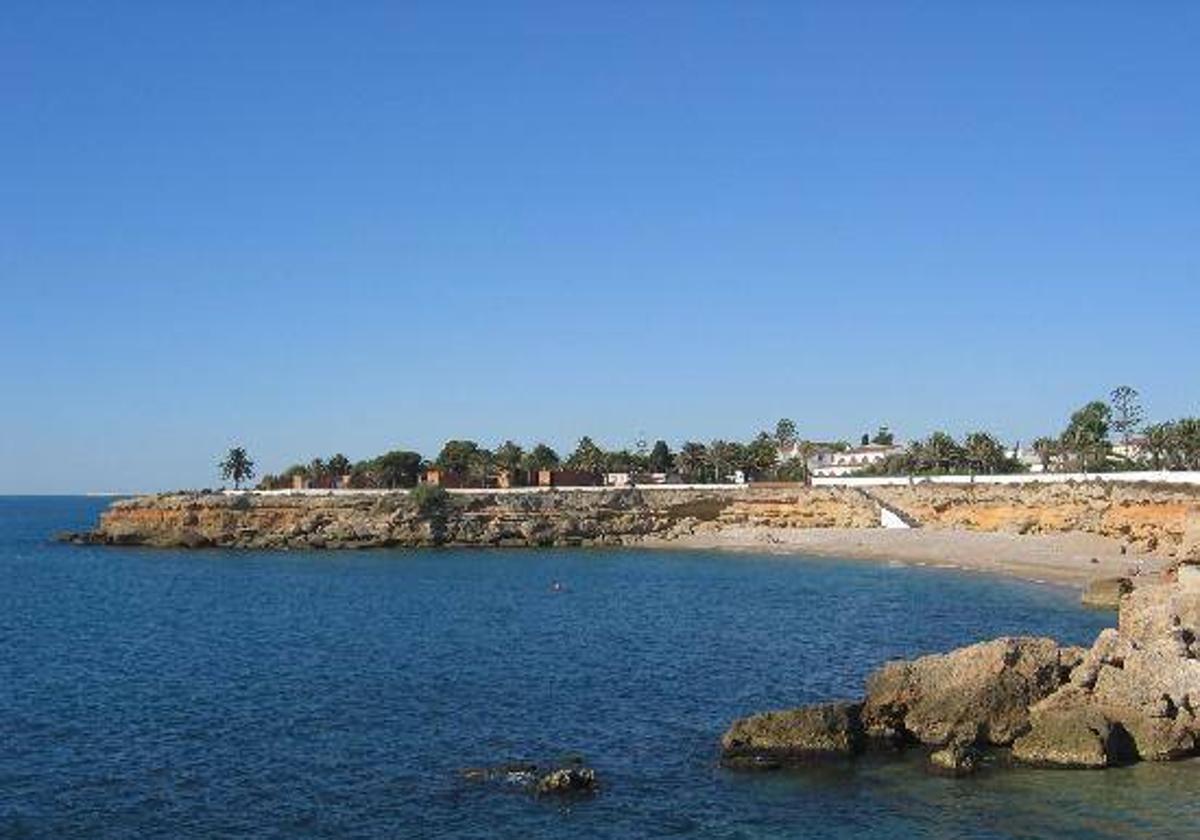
[550, 580, 564, 592]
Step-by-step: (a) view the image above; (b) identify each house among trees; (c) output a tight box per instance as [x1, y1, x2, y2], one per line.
[811, 443, 905, 478]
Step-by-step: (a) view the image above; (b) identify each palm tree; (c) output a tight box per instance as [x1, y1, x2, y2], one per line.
[493, 440, 525, 476]
[219, 447, 256, 490]
[521, 444, 561, 472]
[924, 431, 962, 474]
[566, 437, 606, 474]
[327, 453, 352, 482]
[707, 439, 738, 483]
[676, 441, 708, 482]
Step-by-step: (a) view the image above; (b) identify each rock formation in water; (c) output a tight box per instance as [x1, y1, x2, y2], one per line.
[720, 702, 866, 768]
[722, 567, 1200, 773]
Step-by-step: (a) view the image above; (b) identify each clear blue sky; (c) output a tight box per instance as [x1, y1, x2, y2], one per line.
[2, 2, 1197, 493]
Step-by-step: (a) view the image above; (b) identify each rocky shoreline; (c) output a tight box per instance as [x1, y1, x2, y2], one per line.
[722, 568, 1200, 773]
[61, 481, 1200, 559]
[60, 487, 880, 550]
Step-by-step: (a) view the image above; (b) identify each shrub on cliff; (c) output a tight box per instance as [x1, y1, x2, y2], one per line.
[410, 484, 450, 518]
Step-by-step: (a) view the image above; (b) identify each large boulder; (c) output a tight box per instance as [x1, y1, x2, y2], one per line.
[721, 702, 864, 768]
[1019, 582, 1200, 763]
[1012, 688, 1134, 768]
[1117, 583, 1200, 646]
[861, 637, 1071, 747]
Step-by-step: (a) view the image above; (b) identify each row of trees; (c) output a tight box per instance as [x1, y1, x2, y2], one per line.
[253, 424, 824, 490]
[1142, 419, 1200, 470]
[234, 389, 1200, 489]
[1028, 387, 1200, 472]
[861, 430, 1019, 477]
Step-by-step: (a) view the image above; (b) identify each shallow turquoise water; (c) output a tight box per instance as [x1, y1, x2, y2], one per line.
[2, 497, 1199, 838]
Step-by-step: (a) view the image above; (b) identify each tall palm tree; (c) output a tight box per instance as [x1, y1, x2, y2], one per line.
[676, 442, 707, 482]
[219, 447, 256, 490]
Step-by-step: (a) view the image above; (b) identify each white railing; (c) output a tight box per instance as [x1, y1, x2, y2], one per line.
[812, 471, 1200, 487]
[225, 483, 751, 497]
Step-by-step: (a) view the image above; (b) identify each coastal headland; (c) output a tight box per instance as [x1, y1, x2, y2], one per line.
[67, 480, 1200, 586]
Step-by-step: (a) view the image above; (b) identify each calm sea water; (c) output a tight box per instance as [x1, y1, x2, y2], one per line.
[3, 497, 1200, 839]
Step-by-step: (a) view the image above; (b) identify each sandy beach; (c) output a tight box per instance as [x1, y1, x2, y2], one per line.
[641, 526, 1168, 588]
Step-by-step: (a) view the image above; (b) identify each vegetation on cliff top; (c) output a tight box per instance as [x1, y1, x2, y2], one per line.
[243, 385, 1200, 490]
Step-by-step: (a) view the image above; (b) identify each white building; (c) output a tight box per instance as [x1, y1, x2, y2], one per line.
[811, 443, 904, 478]
[777, 441, 905, 478]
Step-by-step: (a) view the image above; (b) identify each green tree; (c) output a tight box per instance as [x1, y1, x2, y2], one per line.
[326, 453, 351, 480]
[1061, 401, 1112, 471]
[1109, 386, 1144, 445]
[745, 432, 779, 477]
[774, 418, 797, 450]
[676, 441, 708, 481]
[308, 457, 329, 487]
[219, 446, 256, 490]
[963, 431, 1005, 475]
[707, 439, 739, 482]
[871, 426, 895, 446]
[374, 450, 424, 488]
[604, 449, 639, 473]
[566, 436, 606, 473]
[1176, 418, 1200, 470]
[1142, 422, 1173, 470]
[924, 431, 963, 473]
[493, 440, 526, 477]
[648, 440, 673, 473]
[436, 440, 484, 475]
[521, 443, 561, 472]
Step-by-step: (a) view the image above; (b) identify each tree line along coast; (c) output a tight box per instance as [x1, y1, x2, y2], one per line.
[215, 386, 1200, 492]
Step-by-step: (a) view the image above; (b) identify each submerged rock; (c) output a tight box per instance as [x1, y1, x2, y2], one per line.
[461, 760, 598, 797]
[459, 762, 539, 784]
[720, 702, 865, 768]
[535, 767, 597, 795]
[1081, 576, 1133, 610]
[927, 744, 981, 776]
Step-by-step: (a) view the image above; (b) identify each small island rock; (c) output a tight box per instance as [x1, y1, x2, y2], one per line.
[535, 767, 597, 795]
[721, 702, 864, 768]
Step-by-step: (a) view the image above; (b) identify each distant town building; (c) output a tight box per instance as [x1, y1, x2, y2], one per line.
[1112, 435, 1149, 463]
[810, 444, 904, 478]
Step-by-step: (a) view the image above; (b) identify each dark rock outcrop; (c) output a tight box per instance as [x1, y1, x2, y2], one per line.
[720, 702, 865, 768]
[460, 760, 597, 797]
[535, 767, 598, 795]
[927, 744, 982, 776]
[724, 576, 1200, 776]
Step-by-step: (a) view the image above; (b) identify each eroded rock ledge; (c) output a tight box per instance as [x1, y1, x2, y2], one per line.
[721, 568, 1200, 772]
[63, 481, 1200, 557]
[64, 487, 878, 550]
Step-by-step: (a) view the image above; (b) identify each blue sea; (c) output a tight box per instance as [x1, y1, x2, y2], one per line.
[3, 497, 1200, 839]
